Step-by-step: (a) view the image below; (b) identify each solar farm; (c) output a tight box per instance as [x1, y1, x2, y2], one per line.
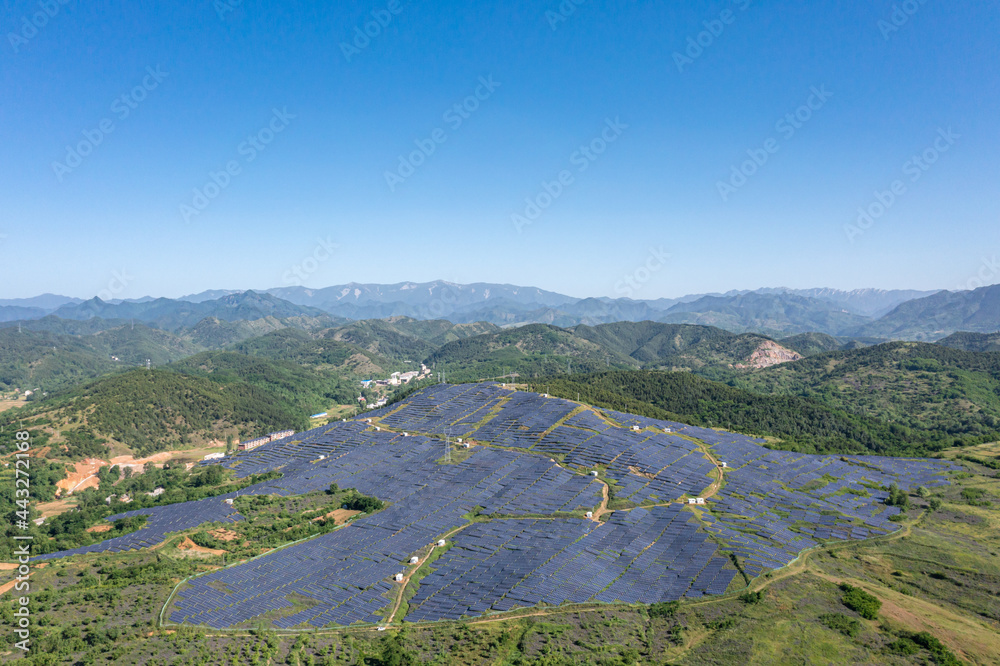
[36, 382, 960, 630]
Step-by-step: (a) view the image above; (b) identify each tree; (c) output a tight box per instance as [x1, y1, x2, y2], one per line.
[886, 483, 910, 509]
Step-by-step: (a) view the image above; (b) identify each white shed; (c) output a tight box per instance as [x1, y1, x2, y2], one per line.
[409, 556, 419, 564]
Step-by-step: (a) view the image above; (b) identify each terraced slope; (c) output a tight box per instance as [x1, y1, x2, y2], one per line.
[35, 384, 958, 631]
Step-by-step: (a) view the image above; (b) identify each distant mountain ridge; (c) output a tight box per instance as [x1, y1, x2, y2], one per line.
[3, 282, 997, 341]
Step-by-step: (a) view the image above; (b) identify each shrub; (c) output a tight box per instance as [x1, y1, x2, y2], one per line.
[839, 583, 881, 620]
[819, 613, 861, 637]
[648, 601, 679, 618]
[886, 483, 910, 509]
[341, 492, 385, 513]
[887, 637, 919, 655]
[739, 590, 764, 605]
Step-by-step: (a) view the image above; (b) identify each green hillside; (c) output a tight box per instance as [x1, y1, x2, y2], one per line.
[570, 321, 735, 365]
[660, 292, 873, 336]
[779, 332, 846, 356]
[0, 328, 117, 393]
[324, 319, 438, 362]
[937, 331, 1000, 352]
[425, 322, 806, 382]
[2, 369, 309, 457]
[727, 342, 1000, 441]
[533, 370, 960, 456]
[85, 323, 202, 365]
[424, 324, 640, 380]
[170, 351, 361, 413]
[227, 328, 401, 376]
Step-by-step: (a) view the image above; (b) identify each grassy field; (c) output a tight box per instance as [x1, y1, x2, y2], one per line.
[2, 445, 997, 664]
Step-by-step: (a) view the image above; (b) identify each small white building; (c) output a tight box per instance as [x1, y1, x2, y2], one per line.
[203, 452, 225, 461]
[394, 573, 404, 582]
[437, 539, 446, 547]
[720, 462, 728, 468]
[224, 498, 234, 506]
[590, 470, 599, 477]
[696, 497, 705, 505]
[664, 427, 672, 433]
[630, 425, 640, 432]
[462, 442, 470, 449]
[585, 511, 593, 519]
[409, 556, 419, 564]
[687, 498, 698, 505]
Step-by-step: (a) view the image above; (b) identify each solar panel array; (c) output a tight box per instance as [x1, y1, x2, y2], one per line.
[34, 382, 959, 629]
[494, 505, 735, 611]
[701, 437, 961, 576]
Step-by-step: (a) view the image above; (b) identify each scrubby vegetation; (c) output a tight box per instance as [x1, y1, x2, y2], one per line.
[533, 370, 988, 456]
[839, 582, 882, 620]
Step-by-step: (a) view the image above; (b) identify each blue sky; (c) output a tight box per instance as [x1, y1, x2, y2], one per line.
[2, 0, 998, 300]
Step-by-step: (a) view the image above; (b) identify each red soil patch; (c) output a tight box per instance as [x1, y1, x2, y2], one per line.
[176, 537, 226, 556]
[56, 458, 107, 494]
[86, 524, 112, 534]
[208, 528, 239, 542]
[313, 509, 360, 525]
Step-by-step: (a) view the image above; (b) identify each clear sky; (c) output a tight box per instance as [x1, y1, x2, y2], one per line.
[2, 0, 998, 300]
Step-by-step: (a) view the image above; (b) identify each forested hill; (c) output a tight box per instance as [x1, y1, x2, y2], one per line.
[1, 369, 310, 457]
[534, 371, 994, 457]
[727, 342, 1000, 442]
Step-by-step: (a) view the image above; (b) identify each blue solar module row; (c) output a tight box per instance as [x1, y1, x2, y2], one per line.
[35, 382, 960, 629]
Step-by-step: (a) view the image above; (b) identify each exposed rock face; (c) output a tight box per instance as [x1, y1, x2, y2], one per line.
[733, 340, 803, 369]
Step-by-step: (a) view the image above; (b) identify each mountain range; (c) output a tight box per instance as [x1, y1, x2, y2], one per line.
[2, 281, 999, 341]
